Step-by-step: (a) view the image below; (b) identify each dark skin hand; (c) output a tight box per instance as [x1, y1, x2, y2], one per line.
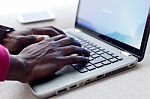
[7, 35, 90, 83]
[2, 26, 64, 54]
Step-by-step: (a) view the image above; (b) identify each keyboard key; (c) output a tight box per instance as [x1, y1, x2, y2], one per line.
[101, 53, 113, 59]
[84, 48, 92, 52]
[94, 62, 103, 68]
[112, 54, 119, 57]
[86, 65, 96, 71]
[79, 40, 85, 43]
[96, 51, 105, 55]
[96, 47, 103, 50]
[109, 58, 118, 63]
[106, 51, 114, 55]
[78, 68, 88, 73]
[84, 47, 88, 50]
[91, 52, 96, 55]
[85, 44, 93, 48]
[90, 56, 105, 64]
[82, 43, 89, 46]
[93, 48, 100, 52]
[116, 56, 123, 60]
[89, 56, 94, 60]
[89, 47, 97, 51]
[102, 60, 111, 65]
[102, 49, 108, 52]
[86, 63, 93, 67]
[91, 54, 100, 58]
[68, 33, 123, 73]
[72, 64, 84, 69]
[72, 64, 88, 73]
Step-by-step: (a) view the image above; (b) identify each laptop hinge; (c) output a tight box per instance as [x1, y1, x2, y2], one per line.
[121, 51, 132, 56]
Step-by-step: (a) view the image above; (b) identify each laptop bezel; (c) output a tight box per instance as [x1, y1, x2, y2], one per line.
[75, 0, 150, 62]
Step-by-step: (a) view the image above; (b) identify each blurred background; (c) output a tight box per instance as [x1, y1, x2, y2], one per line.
[0, 0, 79, 29]
[0, 0, 77, 15]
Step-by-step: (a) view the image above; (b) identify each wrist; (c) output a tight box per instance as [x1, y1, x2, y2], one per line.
[7, 55, 28, 82]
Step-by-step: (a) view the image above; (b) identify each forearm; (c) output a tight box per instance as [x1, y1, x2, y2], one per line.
[7, 55, 26, 82]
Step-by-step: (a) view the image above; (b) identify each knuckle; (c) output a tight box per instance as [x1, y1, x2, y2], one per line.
[54, 47, 66, 56]
[45, 48, 59, 56]
[55, 56, 62, 60]
[70, 56, 76, 61]
[52, 42, 61, 47]
[69, 45, 77, 51]
[48, 42, 54, 46]
[28, 36, 36, 41]
[54, 48, 63, 54]
[29, 28, 39, 35]
[30, 28, 37, 32]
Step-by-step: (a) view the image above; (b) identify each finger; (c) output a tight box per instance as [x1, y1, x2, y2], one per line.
[59, 56, 89, 65]
[58, 45, 90, 57]
[20, 35, 44, 45]
[55, 36, 81, 47]
[43, 26, 65, 35]
[31, 28, 60, 37]
[50, 34, 66, 41]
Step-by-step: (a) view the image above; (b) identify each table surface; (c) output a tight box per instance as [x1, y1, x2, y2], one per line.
[0, 0, 150, 99]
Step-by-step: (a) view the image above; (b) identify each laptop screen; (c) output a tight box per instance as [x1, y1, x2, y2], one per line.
[76, 0, 150, 49]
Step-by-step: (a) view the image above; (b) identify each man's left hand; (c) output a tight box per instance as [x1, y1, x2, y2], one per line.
[2, 26, 64, 54]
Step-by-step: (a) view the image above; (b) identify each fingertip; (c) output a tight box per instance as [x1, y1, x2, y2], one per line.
[74, 40, 81, 47]
[83, 48, 90, 57]
[36, 36, 44, 42]
[81, 57, 89, 63]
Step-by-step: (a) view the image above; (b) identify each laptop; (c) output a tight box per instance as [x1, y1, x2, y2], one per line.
[30, 0, 150, 98]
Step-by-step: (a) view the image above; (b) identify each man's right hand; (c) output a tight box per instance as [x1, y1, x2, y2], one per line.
[7, 35, 90, 83]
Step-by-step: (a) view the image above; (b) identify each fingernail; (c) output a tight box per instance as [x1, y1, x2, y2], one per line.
[37, 36, 44, 42]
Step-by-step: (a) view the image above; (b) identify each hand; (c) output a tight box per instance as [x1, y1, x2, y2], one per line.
[2, 26, 64, 54]
[7, 35, 90, 83]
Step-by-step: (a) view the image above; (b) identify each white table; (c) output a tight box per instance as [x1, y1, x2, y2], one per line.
[0, 0, 150, 99]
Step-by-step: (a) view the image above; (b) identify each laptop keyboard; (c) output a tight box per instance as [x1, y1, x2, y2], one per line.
[69, 33, 123, 73]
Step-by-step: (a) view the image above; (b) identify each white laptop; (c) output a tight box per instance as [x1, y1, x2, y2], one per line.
[30, 0, 150, 98]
